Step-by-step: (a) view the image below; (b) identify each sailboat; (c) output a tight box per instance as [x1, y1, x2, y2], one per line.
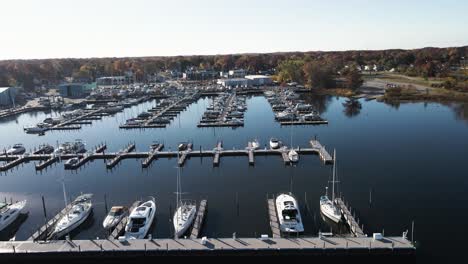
[51, 194, 93, 239]
[320, 150, 342, 223]
[173, 157, 196, 238]
[0, 200, 27, 232]
[288, 115, 299, 162]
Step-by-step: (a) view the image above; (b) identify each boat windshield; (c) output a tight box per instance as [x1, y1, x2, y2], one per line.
[130, 217, 146, 228]
[282, 209, 298, 221]
[109, 209, 123, 216]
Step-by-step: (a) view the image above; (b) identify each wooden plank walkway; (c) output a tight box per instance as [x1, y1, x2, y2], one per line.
[35, 156, 59, 171]
[142, 144, 164, 168]
[106, 143, 136, 169]
[109, 200, 141, 239]
[267, 199, 281, 238]
[335, 198, 366, 237]
[310, 140, 333, 163]
[190, 200, 207, 239]
[28, 198, 77, 241]
[178, 143, 193, 166]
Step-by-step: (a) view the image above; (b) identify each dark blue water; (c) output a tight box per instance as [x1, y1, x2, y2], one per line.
[1, 95, 467, 261]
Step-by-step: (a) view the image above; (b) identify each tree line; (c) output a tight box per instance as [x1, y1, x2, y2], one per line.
[0, 46, 465, 91]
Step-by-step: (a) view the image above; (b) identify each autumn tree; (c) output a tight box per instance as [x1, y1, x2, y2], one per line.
[342, 67, 363, 90]
[303, 62, 335, 89]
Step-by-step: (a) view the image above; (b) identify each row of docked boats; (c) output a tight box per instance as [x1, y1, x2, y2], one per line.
[264, 89, 325, 122]
[199, 93, 246, 126]
[1, 140, 85, 158]
[276, 150, 343, 234]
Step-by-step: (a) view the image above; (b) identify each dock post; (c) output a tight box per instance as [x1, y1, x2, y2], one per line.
[104, 194, 108, 214]
[41, 196, 48, 242]
[411, 220, 415, 245]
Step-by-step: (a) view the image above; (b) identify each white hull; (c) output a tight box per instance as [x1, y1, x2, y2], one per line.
[270, 139, 280, 149]
[320, 197, 342, 224]
[288, 150, 299, 162]
[125, 200, 156, 239]
[0, 200, 26, 232]
[53, 208, 92, 239]
[275, 193, 304, 233]
[173, 205, 196, 238]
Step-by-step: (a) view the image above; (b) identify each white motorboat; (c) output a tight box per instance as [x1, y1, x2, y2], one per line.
[275, 111, 296, 121]
[320, 150, 342, 223]
[275, 193, 304, 233]
[64, 157, 80, 167]
[251, 139, 260, 150]
[51, 194, 93, 239]
[173, 163, 196, 238]
[288, 149, 299, 163]
[6, 144, 26, 155]
[0, 200, 27, 232]
[124, 198, 156, 239]
[55, 140, 86, 155]
[269, 138, 280, 149]
[103, 206, 127, 230]
[24, 123, 50, 134]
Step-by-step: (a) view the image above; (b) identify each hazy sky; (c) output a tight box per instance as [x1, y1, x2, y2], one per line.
[0, 0, 467, 60]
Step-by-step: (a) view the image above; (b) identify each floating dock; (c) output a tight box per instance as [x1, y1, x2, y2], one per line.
[336, 198, 366, 237]
[1, 236, 415, 257]
[190, 199, 207, 239]
[106, 143, 136, 169]
[267, 198, 281, 238]
[0, 139, 333, 172]
[28, 196, 82, 241]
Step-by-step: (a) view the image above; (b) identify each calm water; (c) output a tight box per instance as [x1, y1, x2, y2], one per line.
[1, 95, 468, 261]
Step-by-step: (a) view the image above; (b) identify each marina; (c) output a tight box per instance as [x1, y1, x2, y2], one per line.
[1, 92, 466, 260]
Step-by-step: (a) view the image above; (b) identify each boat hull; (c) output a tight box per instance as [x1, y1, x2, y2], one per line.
[53, 208, 92, 239]
[0, 201, 26, 232]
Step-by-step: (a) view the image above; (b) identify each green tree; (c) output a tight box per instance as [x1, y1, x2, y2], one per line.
[276, 59, 304, 83]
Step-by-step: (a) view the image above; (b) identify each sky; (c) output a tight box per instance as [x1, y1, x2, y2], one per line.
[0, 0, 467, 60]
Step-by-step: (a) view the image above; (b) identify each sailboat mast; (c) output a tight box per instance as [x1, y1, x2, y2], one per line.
[332, 149, 336, 201]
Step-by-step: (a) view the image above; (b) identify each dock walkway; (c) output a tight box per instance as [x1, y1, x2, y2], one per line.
[267, 199, 281, 238]
[190, 200, 207, 239]
[336, 198, 366, 237]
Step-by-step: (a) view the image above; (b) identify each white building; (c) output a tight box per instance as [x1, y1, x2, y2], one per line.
[217, 78, 250, 88]
[245, 75, 272, 86]
[228, 69, 246, 78]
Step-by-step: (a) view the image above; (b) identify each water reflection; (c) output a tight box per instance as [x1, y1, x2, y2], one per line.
[449, 102, 468, 124]
[300, 93, 333, 114]
[342, 99, 362, 117]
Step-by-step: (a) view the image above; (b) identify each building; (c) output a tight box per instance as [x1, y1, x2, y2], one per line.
[217, 78, 250, 88]
[183, 69, 218, 80]
[58, 83, 95, 98]
[245, 75, 273, 86]
[96, 76, 129, 86]
[0, 87, 17, 107]
[228, 69, 246, 78]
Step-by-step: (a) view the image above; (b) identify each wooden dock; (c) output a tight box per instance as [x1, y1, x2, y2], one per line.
[28, 196, 84, 241]
[190, 200, 207, 239]
[109, 200, 141, 239]
[3, 236, 415, 257]
[0, 139, 334, 172]
[106, 143, 136, 169]
[335, 198, 366, 237]
[35, 156, 59, 171]
[178, 143, 193, 166]
[213, 141, 223, 166]
[310, 140, 333, 163]
[281, 120, 329, 125]
[141, 144, 164, 168]
[267, 198, 281, 238]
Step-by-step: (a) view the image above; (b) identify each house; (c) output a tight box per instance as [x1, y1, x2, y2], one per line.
[96, 76, 129, 86]
[0, 87, 17, 107]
